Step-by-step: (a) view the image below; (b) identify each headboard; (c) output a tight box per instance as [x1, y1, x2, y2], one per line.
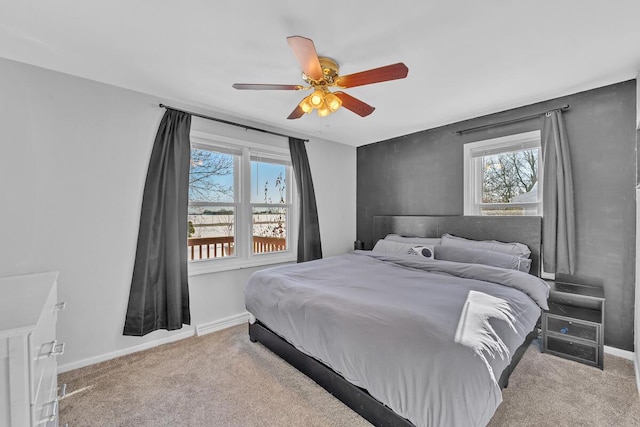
[372, 215, 542, 277]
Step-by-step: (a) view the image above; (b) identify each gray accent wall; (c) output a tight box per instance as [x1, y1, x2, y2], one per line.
[357, 80, 637, 351]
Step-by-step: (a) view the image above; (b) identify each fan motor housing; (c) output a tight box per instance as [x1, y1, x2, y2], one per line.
[303, 56, 339, 84]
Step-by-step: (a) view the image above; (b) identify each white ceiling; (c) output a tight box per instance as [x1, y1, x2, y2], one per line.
[1, 1, 640, 146]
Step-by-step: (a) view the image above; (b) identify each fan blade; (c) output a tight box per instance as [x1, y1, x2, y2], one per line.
[334, 92, 375, 117]
[335, 63, 409, 88]
[286, 36, 323, 81]
[233, 83, 304, 90]
[287, 105, 305, 120]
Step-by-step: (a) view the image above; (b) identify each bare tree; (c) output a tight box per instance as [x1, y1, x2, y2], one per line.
[258, 171, 287, 239]
[482, 149, 538, 203]
[189, 149, 233, 201]
[263, 171, 286, 204]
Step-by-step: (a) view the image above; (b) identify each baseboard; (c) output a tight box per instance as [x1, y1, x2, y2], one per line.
[57, 327, 196, 373]
[604, 345, 635, 361]
[57, 312, 251, 374]
[195, 312, 250, 336]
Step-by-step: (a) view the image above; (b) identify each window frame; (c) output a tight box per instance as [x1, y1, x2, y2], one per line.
[463, 130, 542, 216]
[188, 131, 297, 276]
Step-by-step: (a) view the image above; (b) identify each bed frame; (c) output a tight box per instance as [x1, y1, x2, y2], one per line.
[249, 215, 543, 427]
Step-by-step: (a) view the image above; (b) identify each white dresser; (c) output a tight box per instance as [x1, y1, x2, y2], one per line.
[0, 272, 65, 427]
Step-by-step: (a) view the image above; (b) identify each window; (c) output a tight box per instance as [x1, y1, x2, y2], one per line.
[464, 130, 542, 216]
[187, 134, 296, 274]
[250, 154, 291, 255]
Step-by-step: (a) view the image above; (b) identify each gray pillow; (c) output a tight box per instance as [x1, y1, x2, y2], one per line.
[434, 245, 532, 273]
[440, 233, 531, 259]
[384, 234, 442, 246]
[372, 239, 416, 255]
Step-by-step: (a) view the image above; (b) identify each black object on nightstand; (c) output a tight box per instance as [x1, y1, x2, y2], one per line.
[542, 281, 605, 369]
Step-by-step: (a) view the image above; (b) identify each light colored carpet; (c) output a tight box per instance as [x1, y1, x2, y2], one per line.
[59, 325, 640, 427]
[489, 340, 640, 427]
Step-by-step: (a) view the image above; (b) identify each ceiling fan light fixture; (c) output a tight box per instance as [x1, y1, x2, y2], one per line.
[233, 36, 408, 120]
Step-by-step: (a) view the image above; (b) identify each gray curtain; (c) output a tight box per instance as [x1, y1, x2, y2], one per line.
[289, 137, 322, 262]
[541, 109, 575, 274]
[124, 109, 192, 336]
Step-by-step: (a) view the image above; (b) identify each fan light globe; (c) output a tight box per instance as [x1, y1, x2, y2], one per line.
[299, 96, 313, 114]
[325, 93, 342, 112]
[317, 103, 331, 117]
[309, 90, 325, 108]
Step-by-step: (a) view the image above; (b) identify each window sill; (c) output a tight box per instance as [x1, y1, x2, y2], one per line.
[187, 253, 297, 276]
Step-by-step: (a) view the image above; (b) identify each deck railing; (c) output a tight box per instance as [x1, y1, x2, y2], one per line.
[188, 236, 286, 261]
[252, 236, 287, 254]
[188, 236, 234, 260]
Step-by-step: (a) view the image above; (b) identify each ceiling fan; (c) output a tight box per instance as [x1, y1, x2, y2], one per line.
[232, 36, 409, 119]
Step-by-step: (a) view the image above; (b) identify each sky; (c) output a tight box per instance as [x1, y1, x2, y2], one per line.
[251, 161, 287, 204]
[189, 148, 287, 205]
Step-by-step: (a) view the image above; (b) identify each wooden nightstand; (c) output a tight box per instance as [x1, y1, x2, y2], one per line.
[542, 281, 605, 369]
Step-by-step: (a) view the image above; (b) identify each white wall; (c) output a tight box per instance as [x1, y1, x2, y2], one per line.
[306, 139, 356, 257]
[0, 57, 356, 370]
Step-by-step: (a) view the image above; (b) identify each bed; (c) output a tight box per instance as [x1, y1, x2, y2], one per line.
[245, 215, 547, 427]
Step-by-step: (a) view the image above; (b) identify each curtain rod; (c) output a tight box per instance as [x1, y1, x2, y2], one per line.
[159, 104, 308, 141]
[453, 104, 570, 135]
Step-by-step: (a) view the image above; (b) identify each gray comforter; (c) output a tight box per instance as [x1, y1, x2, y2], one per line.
[245, 252, 547, 427]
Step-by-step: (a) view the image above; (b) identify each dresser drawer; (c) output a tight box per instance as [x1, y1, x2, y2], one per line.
[29, 284, 58, 361]
[29, 283, 62, 403]
[33, 354, 57, 408]
[33, 395, 58, 427]
[545, 315, 599, 342]
[33, 356, 58, 427]
[545, 335, 599, 366]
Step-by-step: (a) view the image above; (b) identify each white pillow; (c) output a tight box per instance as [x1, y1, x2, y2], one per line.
[372, 240, 436, 259]
[408, 245, 435, 259]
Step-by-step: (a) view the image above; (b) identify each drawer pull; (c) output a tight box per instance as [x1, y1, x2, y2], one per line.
[36, 399, 58, 425]
[40, 340, 65, 358]
[58, 383, 67, 399]
[55, 301, 67, 311]
[48, 341, 65, 357]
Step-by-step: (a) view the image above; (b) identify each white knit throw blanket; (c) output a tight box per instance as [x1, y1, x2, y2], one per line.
[454, 290, 517, 386]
